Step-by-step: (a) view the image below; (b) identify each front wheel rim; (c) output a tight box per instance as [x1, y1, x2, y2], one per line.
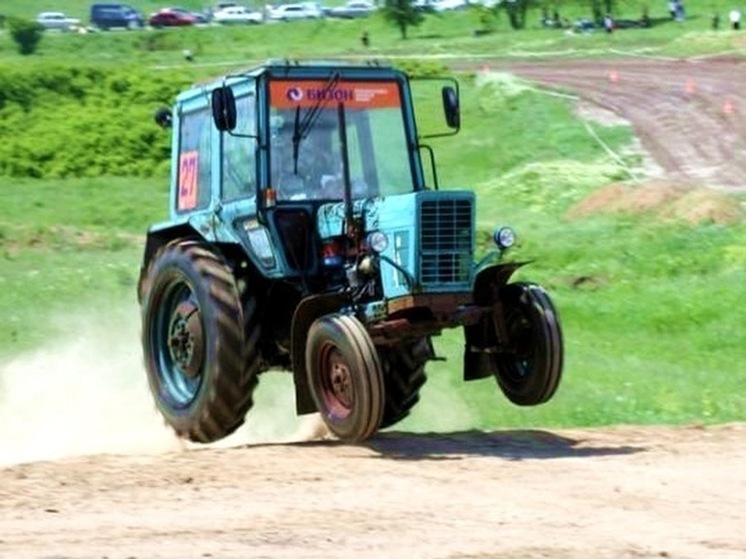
[318, 344, 354, 419]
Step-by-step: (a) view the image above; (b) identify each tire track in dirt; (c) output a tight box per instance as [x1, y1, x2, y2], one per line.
[486, 57, 746, 190]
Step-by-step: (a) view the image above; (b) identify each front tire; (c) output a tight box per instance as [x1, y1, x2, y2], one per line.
[141, 240, 260, 442]
[306, 314, 384, 442]
[492, 282, 563, 406]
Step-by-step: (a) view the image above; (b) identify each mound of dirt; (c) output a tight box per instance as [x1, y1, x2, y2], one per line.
[567, 180, 744, 225]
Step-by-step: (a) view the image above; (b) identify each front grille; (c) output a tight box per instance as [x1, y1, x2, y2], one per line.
[419, 198, 473, 285]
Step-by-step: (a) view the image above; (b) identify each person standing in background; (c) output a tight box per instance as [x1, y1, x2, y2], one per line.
[730, 8, 741, 29]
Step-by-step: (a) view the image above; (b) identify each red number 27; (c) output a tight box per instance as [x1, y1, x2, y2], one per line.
[178, 151, 199, 211]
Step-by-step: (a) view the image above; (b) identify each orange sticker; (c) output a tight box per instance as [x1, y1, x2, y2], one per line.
[178, 151, 199, 211]
[270, 80, 401, 110]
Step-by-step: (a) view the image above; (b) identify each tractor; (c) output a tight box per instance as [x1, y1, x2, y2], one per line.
[139, 59, 564, 443]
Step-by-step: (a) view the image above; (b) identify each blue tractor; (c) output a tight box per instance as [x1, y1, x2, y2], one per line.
[139, 60, 563, 443]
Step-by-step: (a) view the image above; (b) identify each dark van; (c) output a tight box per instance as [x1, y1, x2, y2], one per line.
[90, 4, 145, 30]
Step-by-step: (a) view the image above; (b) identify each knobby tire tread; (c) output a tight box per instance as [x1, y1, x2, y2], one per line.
[379, 338, 430, 430]
[143, 241, 261, 443]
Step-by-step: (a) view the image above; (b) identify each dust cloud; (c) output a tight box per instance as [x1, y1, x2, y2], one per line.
[0, 299, 483, 468]
[0, 301, 327, 468]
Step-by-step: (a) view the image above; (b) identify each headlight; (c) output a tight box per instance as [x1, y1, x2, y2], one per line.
[366, 231, 389, 253]
[493, 226, 516, 250]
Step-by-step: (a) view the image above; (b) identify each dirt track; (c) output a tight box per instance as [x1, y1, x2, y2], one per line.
[503, 56, 746, 190]
[1, 424, 745, 558]
[2, 57, 746, 558]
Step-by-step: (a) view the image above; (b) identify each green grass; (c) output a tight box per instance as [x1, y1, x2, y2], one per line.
[0, 7, 745, 431]
[2, 3, 746, 67]
[397, 75, 746, 430]
[0, 177, 168, 354]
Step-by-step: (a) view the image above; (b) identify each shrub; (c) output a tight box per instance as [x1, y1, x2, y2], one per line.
[7, 17, 44, 55]
[0, 64, 191, 179]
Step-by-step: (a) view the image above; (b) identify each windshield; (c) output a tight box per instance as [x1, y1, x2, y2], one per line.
[269, 79, 414, 202]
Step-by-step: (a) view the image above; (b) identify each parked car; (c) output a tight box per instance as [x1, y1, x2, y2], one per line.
[413, 0, 466, 11]
[149, 8, 198, 27]
[212, 6, 264, 24]
[326, 0, 374, 18]
[268, 3, 324, 21]
[36, 11, 82, 31]
[167, 7, 210, 23]
[90, 3, 145, 30]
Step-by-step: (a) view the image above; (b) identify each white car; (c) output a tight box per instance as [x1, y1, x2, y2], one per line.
[213, 6, 264, 24]
[413, 0, 467, 11]
[327, 0, 374, 18]
[268, 3, 323, 21]
[36, 11, 82, 31]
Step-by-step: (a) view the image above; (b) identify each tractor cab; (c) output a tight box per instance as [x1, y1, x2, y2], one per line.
[205, 61, 459, 280]
[209, 62, 459, 206]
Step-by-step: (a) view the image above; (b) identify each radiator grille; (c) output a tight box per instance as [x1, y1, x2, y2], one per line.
[419, 199, 473, 285]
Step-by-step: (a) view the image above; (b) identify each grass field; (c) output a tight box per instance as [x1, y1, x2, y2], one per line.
[3, 0, 746, 67]
[0, 4, 744, 434]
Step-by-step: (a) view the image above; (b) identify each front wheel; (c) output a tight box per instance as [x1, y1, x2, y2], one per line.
[306, 314, 384, 443]
[492, 282, 563, 406]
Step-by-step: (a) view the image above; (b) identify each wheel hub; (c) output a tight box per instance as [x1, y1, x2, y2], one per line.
[325, 349, 353, 410]
[168, 300, 204, 378]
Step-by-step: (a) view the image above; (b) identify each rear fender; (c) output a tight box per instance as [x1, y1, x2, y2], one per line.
[291, 293, 351, 414]
[137, 223, 201, 303]
[463, 262, 527, 381]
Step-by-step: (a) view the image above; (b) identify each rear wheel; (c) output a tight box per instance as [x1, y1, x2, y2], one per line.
[378, 337, 431, 429]
[492, 282, 563, 406]
[306, 314, 384, 442]
[141, 241, 261, 442]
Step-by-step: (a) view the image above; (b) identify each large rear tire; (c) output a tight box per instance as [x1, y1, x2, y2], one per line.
[306, 314, 384, 443]
[140, 240, 261, 443]
[378, 337, 431, 429]
[492, 282, 563, 406]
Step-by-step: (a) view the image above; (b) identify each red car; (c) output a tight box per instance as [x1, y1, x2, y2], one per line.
[149, 8, 199, 27]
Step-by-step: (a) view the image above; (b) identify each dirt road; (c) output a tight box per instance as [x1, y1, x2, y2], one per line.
[1, 424, 745, 559]
[2, 56, 746, 558]
[502, 56, 746, 191]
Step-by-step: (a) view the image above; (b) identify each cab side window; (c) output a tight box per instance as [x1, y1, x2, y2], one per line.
[177, 108, 212, 212]
[222, 93, 257, 201]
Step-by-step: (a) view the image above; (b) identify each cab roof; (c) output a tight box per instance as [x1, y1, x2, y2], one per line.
[186, 59, 401, 92]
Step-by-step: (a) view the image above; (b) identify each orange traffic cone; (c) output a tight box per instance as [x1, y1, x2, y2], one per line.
[608, 69, 619, 83]
[723, 99, 735, 114]
[685, 78, 696, 94]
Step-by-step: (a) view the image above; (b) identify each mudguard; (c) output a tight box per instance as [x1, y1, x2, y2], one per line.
[463, 261, 527, 381]
[291, 292, 351, 414]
